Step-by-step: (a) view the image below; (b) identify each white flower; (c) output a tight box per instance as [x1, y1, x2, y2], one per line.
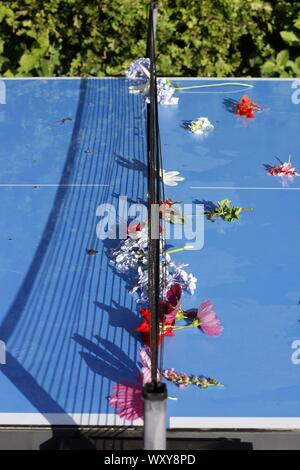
[126, 58, 179, 105]
[157, 79, 179, 106]
[187, 274, 197, 295]
[129, 79, 178, 106]
[188, 117, 214, 135]
[126, 58, 150, 81]
[166, 261, 197, 295]
[110, 226, 197, 303]
[161, 169, 185, 186]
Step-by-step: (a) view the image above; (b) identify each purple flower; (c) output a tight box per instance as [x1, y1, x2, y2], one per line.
[157, 79, 179, 105]
[126, 58, 150, 81]
[126, 59, 179, 105]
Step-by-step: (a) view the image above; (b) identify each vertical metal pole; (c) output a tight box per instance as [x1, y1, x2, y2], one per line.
[143, 382, 167, 450]
[144, 0, 167, 452]
[146, 0, 160, 385]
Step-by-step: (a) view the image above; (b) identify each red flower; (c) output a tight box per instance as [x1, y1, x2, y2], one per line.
[165, 198, 173, 206]
[127, 223, 142, 235]
[163, 320, 176, 339]
[167, 284, 182, 307]
[236, 95, 261, 119]
[162, 284, 182, 323]
[136, 308, 151, 346]
[136, 307, 175, 346]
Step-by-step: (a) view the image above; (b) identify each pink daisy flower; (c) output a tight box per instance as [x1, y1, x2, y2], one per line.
[197, 300, 224, 337]
[108, 381, 144, 421]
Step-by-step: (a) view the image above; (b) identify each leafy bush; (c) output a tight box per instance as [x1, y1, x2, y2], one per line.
[260, 0, 300, 77]
[0, 0, 299, 77]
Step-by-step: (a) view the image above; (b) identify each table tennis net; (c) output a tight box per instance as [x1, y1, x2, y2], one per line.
[146, 0, 166, 384]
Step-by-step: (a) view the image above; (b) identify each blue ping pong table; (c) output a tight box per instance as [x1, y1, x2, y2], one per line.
[0, 77, 299, 428]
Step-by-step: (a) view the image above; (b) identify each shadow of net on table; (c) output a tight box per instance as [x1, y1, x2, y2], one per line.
[0, 79, 90, 424]
[0, 79, 147, 424]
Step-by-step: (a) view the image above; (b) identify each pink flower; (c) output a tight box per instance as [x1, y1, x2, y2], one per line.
[197, 300, 224, 337]
[139, 347, 160, 385]
[140, 347, 152, 385]
[161, 300, 179, 324]
[108, 381, 144, 421]
[268, 162, 299, 177]
[108, 348, 159, 420]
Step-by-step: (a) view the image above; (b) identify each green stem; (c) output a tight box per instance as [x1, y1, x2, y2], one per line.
[166, 245, 194, 255]
[175, 82, 254, 91]
[172, 322, 199, 331]
[189, 207, 253, 216]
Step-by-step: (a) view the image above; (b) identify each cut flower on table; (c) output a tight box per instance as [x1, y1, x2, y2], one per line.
[267, 157, 299, 177]
[186, 117, 214, 135]
[235, 95, 261, 118]
[126, 58, 179, 105]
[161, 169, 185, 186]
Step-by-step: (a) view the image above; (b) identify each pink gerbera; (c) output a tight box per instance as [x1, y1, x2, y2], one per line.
[197, 300, 224, 337]
[109, 348, 158, 420]
[108, 381, 144, 420]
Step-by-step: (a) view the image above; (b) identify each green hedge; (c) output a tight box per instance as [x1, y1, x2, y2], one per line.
[0, 0, 300, 77]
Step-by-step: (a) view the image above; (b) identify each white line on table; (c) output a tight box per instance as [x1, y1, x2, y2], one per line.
[0, 184, 110, 187]
[169, 417, 300, 430]
[190, 186, 300, 191]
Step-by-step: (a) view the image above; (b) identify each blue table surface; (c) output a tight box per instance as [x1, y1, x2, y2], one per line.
[0, 77, 299, 425]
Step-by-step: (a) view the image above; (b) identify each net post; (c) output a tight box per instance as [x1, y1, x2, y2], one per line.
[143, 382, 168, 450]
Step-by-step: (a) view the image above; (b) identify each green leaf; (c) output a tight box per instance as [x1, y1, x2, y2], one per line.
[18, 49, 41, 73]
[207, 199, 250, 223]
[280, 31, 299, 45]
[217, 199, 231, 209]
[0, 5, 14, 22]
[276, 50, 289, 67]
[37, 31, 50, 52]
[294, 15, 300, 30]
[261, 60, 277, 76]
[288, 60, 300, 75]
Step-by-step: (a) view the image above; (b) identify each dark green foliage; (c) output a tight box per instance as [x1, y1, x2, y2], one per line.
[204, 199, 251, 223]
[0, 0, 299, 77]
